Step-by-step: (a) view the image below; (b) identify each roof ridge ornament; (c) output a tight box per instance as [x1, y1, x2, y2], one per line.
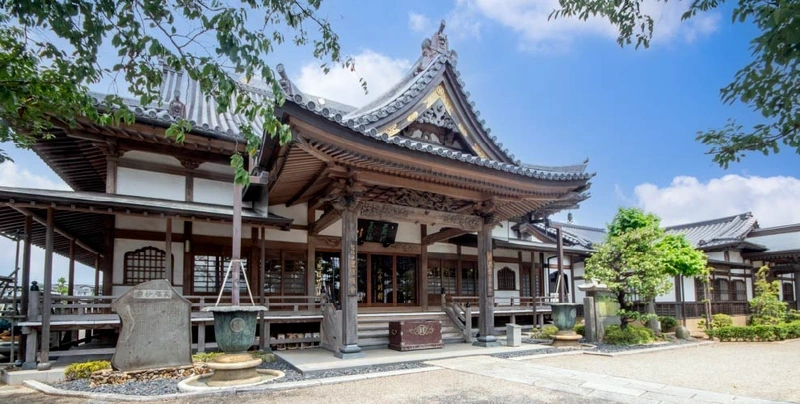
[416, 20, 457, 74]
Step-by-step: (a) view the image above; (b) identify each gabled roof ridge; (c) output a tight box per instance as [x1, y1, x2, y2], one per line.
[748, 223, 800, 237]
[663, 212, 754, 231]
[548, 221, 606, 232]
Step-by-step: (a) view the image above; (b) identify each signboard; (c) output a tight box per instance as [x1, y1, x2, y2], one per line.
[357, 219, 399, 246]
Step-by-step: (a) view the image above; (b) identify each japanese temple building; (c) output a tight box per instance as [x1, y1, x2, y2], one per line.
[0, 23, 798, 365]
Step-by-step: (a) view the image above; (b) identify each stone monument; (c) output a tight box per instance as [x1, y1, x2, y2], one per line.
[578, 279, 620, 343]
[111, 280, 192, 371]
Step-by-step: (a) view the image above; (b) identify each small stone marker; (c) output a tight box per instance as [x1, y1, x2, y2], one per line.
[675, 326, 691, 340]
[506, 324, 522, 347]
[112, 280, 192, 371]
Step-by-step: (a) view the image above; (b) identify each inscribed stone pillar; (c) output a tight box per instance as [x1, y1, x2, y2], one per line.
[335, 203, 364, 359]
[474, 222, 500, 347]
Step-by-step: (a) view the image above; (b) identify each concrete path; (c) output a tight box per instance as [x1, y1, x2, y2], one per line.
[278, 342, 550, 374]
[531, 340, 800, 403]
[427, 355, 786, 404]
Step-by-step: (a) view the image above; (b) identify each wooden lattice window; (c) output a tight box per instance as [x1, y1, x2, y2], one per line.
[497, 267, 516, 291]
[783, 282, 795, 302]
[732, 280, 747, 301]
[124, 247, 171, 285]
[713, 279, 730, 301]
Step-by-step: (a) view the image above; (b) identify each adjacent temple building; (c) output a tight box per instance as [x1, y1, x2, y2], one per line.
[0, 24, 797, 364]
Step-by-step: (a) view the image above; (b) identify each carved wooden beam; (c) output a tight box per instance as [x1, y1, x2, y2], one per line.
[309, 209, 341, 236]
[422, 227, 470, 246]
[356, 200, 483, 232]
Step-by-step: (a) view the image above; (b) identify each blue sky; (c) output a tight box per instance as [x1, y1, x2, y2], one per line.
[2, 0, 799, 283]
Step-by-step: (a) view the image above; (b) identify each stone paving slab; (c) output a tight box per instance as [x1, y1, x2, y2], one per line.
[426, 355, 788, 404]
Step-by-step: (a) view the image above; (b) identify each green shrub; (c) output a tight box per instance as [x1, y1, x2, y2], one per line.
[192, 352, 223, 363]
[541, 325, 559, 339]
[252, 350, 276, 363]
[604, 325, 655, 345]
[699, 313, 734, 330]
[785, 309, 800, 323]
[574, 324, 585, 336]
[64, 360, 111, 380]
[708, 321, 800, 342]
[658, 316, 678, 331]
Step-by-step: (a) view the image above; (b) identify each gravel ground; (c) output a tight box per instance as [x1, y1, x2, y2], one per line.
[492, 337, 697, 359]
[529, 338, 800, 402]
[52, 357, 430, 396]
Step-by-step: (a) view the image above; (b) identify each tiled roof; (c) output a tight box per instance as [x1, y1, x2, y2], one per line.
[89, 60, 593, 182]
[746, 224, 800, 253]
[664, 212, 761, 250]
[530, 222, 606, 249]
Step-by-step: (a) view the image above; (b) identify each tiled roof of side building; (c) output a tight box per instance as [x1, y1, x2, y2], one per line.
[664, 212, 763, 250]
[745, 224, 800, 253]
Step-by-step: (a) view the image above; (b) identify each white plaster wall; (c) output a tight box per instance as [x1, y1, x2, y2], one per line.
[728, 251, 743, 263]
[462, 246, 478, 256]
[428, 243, 458, 254]
[113, 238, 184, 291]
[494, 248, 519, 259]
[491, 221, 513, 240]
[684, 278, 697, 302]
[396, 222, 420, 244]
[264, 228, 307, 244]
[656, 277, 676, 302]
[121, 151, 182, 167]
[705, 251, 725, 261]
[746, 277, 753, 300]
[572, 262, 585, 278]
[117, 167, 185, 201]
[270, 203, 309, 226]
[197, 162, 235, 176]
[116, 216, 183, 233]
[194, 178, 233, 206]
[319, 219, 342, 237]
[192, 222, 232, 238]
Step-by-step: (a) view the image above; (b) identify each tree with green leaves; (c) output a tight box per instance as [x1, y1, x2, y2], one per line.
[55, 276, 68, 295]
[551, 1, 800, 168]
[749, 265, 787, 325]
[585, 208, 708, 329]
[0, 0, 355, 184]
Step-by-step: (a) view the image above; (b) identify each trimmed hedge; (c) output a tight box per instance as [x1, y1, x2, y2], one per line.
[707, 321, 800, 342]
[604, 324, 654, 346]
[574, 324, 585, 336]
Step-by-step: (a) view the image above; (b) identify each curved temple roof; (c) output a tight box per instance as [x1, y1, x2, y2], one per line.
[96, 21, 593, 186]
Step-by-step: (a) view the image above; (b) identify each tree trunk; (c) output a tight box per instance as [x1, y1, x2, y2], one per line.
[646, 300, 661, 335]
[617, 290, 633, 330]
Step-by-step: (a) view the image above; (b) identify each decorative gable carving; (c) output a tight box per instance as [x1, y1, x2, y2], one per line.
[395, 100, 472, 153]
[417, 100, 455, 130]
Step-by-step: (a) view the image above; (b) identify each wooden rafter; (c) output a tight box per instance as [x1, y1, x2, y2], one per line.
[422, 227, 470, 246]
[309, 209, 341, 236]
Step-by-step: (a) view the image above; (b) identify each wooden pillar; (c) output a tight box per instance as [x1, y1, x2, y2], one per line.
[306, 207, 316, 308]
[102, 216, 114, 296]
[556, 227, 566, 302]
[794, 271, 800, 311]
[420, 224, 428, 311]
[335, 203, 363, 358]
[231, 183, 243, 305]
[165, 218, 173, 284]
[94, 256, 100, 296]
[21, 215, 32, 319]
[67, 240, 76, 296]
[474, 222, 499, 347]
[260, 227, 271, 351]
[40, 207, 55, 368]
[106, 156, 117, 194]
[183, 221, 193, 291]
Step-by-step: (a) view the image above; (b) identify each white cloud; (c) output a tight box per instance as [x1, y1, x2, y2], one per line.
[634, 175, 800, 227]
[450, 0, 720, 51]
[295, 50, 412, 108]
[408, 12, 433, 33]
[0, 161, 70, 190]
[0, 162, 93, 287]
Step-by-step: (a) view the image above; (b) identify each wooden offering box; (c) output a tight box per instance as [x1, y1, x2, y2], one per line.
[388, 320, 444, 351]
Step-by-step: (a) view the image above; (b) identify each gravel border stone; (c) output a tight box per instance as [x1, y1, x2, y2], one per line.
[51, 357, 431, 397]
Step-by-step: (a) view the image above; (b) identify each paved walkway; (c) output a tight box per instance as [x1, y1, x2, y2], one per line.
[427, 355, 785, 404]
[278, 342, 548, 373]
[531, 340, 800, 402]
